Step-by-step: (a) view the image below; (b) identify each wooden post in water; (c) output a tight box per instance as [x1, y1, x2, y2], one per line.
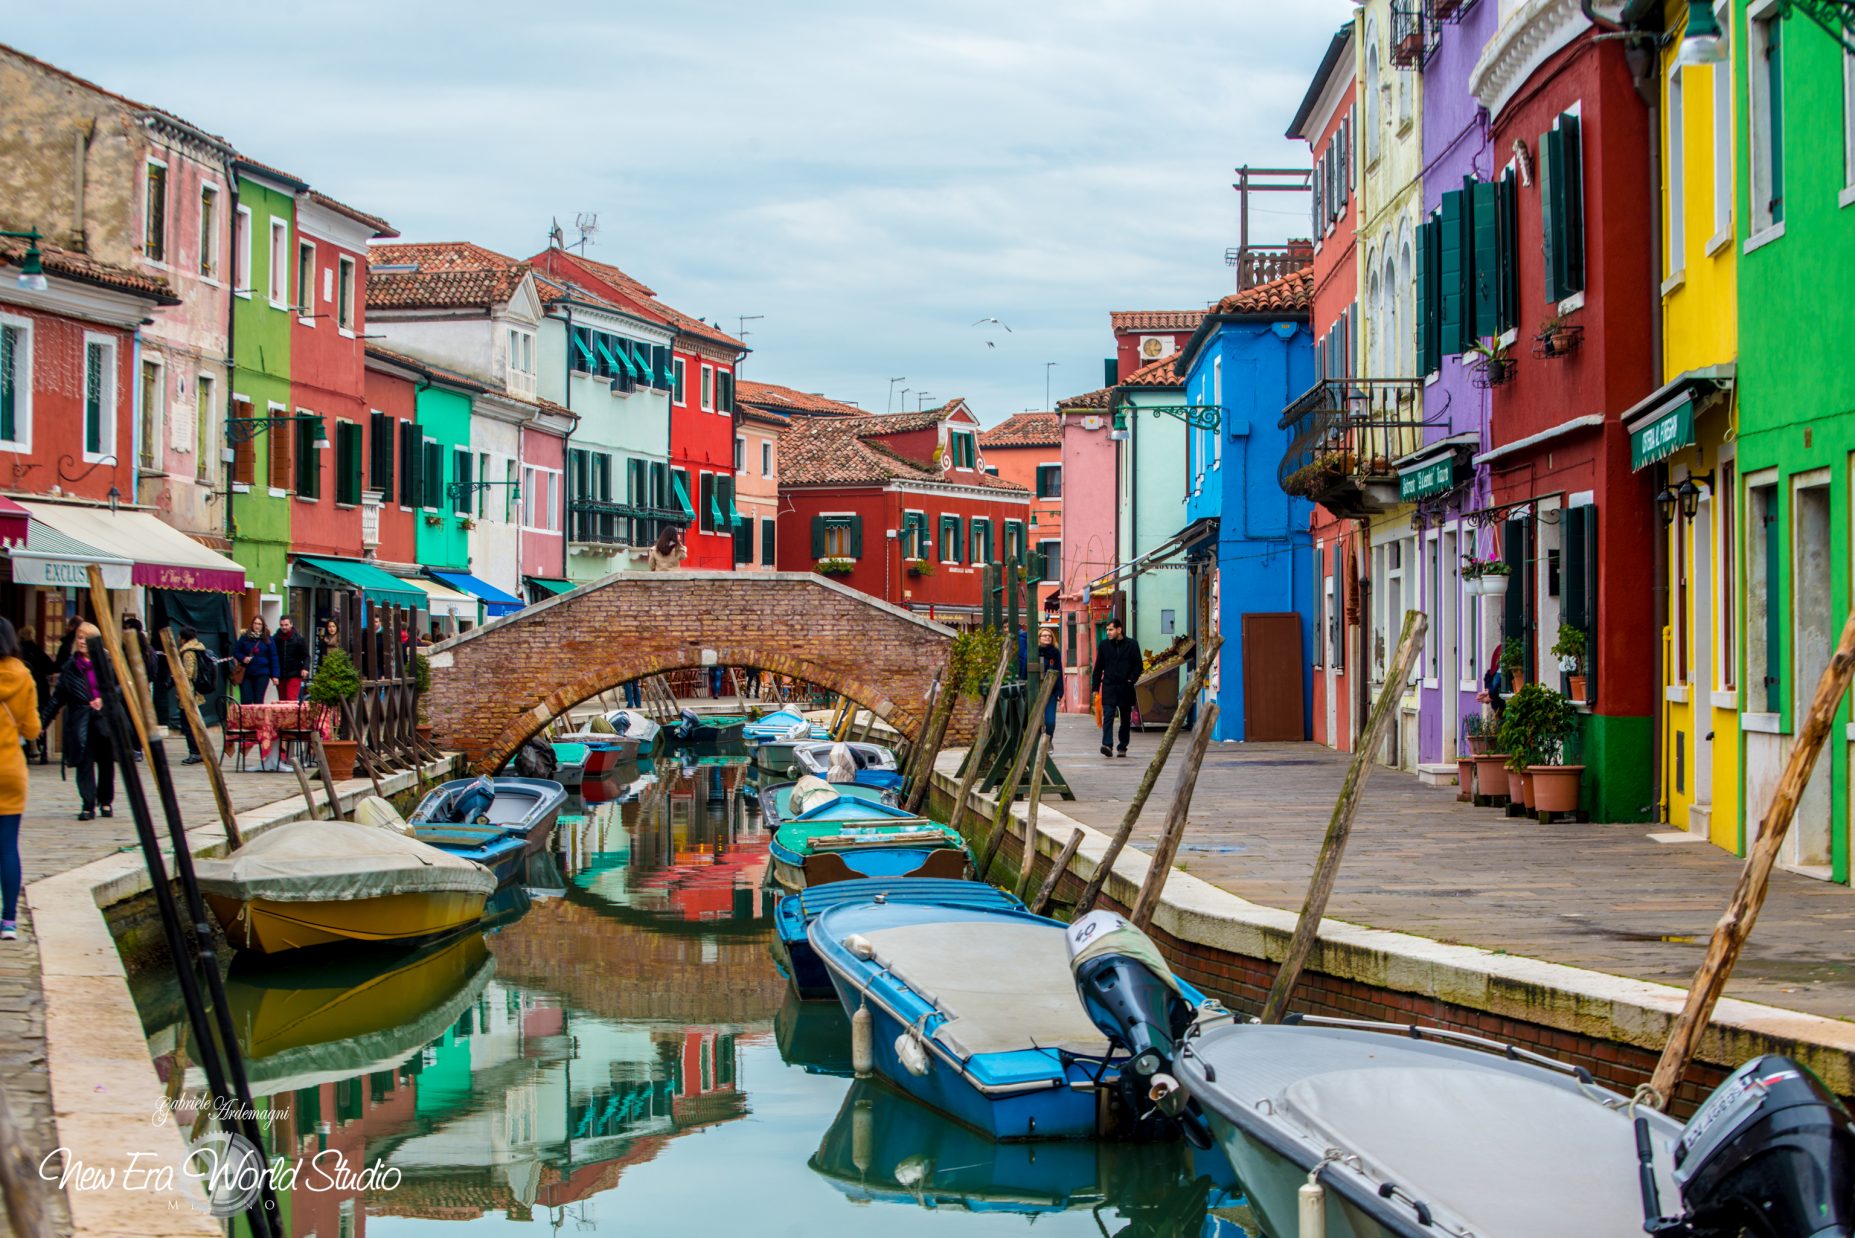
[85, 568, 154, 759]
[1075, 635, 1224, 917]
[1128, 703, 1219, 930]
[1011, 730, 1054, 902]
[1261, 611, 1427, 1024]
[311, 735, 345, 820]
[159, 627, 242, 849]
[977, 674, 1059, 879]
[944, 634, 1016, 839]
[1650, 610, 1855, 1103]
[1029, 827, 1085, 916]
[288, 749, 323, 820]
[902, 653, 959, 810]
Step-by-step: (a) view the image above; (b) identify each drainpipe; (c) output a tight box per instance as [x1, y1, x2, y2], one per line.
[223, 181, 240, 547]
[559, 303, 573, 580]
[129, 326, 143, 508]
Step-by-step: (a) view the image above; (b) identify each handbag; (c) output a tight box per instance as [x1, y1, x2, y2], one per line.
[229, 661, 247, 687]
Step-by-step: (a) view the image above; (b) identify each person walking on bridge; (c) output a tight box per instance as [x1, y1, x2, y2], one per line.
[1091, 618, 1141, 758]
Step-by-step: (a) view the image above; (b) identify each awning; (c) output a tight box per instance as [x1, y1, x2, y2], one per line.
[1622, 366, 1732, 473]
[707, 485, 725, 530]
[525, 576, 575, 597]
[670, 472, 695, 520]
[428, 570, 524, 617]
[1399, 456, 1461, 501]
[572, 333, 597, 369]
[292, 555, 426, 610]
[0, 498, 26, 549]
[6, 519, 133, 589]
[20, 501, 246, 593]
[724, 484, 744, 530]
[408, 577, 477, 620]
[1084, 527, 1193, 595]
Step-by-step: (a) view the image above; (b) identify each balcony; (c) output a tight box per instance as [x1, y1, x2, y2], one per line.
[568, 497, 685, 553]
[1278, 378, 1430, 519]
[1390, 3, 1439, 67]
[1226, 242, 1314, 291]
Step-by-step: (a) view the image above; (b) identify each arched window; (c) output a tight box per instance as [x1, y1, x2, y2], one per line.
[1397, 221, 1415, 375]
[1365, 31, 1382, 163]
[1383, 251, 1400, 378]
[1365, 250, 1384, 378]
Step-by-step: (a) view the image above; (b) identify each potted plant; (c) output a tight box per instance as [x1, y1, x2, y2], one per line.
[412, 651, 433, 740]
[1499, 683, 1583, 819]
[458, 516, 476, 531]
[1462, 555, 1511, 596]
[1466, 339, 1515, 388]
[814, 557, 855, 576]
[1533, 312, 1583, 359]
[1500, 642, 1525, 693]
[423, 513, 443, 527]
[307, 648, 363, 780]
[904, 557, 936, 578]
[1472, 746, 1511, 807]
[1551, 624, 1589, 700]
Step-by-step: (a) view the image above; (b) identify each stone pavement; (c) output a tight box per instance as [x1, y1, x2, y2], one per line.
[3, 732, 343, 1236]
[1045, 714, 1855, 1020]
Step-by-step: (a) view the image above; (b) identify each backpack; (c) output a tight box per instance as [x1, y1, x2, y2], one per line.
[189, 648, 217, 699]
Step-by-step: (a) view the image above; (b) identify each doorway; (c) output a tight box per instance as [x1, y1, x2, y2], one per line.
[1790, 481, 1833, 871]
[1441, 526, 1460, 760]
[1689, 487, 1714, 830]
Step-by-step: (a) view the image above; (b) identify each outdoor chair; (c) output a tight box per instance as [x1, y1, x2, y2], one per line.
[277, 701, 324, 769]
[221, 699, 259, 771]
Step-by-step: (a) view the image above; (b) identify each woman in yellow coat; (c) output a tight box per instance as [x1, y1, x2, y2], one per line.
[0, 619, 40, 940]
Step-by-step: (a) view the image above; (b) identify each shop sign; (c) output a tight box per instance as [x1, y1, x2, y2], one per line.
[1398, 456, 1457, 501]
[1630, 398, 1695, 471]
[11, 556, 133, 589]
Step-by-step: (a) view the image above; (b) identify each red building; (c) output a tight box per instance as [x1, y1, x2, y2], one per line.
[1109, 310, 1204, 383]
[1471, 8, 1657, 821]
[976, 412, 1063, 614]
[776, 402, 1030, 624]
[524, 248, 747, 570]
[361, 347, 424, 571]
[1287, 23, 1360, 753]
[735, 380, 864, 420]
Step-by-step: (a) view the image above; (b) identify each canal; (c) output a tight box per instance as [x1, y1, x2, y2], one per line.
[128, 754, 1254, 1236]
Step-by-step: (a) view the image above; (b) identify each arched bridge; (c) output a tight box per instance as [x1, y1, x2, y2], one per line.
[427, 571, 962, 771]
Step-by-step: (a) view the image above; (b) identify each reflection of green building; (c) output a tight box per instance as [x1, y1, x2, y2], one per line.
[227, 161, 302, 605]
[413, 383, 474, 572]
[1731, 4, 1855, 881]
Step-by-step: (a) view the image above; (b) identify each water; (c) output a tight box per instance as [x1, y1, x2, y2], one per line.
[134, 753, 1256, 1236]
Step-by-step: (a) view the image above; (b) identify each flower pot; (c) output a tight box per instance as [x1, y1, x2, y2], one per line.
[1508, 671, 1526, 692]
[1505, 767, 1527, 807]
[1519, 769, 1537, 811]
[1467, 573, 1509, 597]
[1456, 757, 1475, 802]
[322, 738, 359, 781]
[416, 723, 434, 747]
[1529, 765, 1584, 814]
[1473, 754, 1510, 803]
[1467, 734, 1492, 757]
[1568, 674, 1588, 701]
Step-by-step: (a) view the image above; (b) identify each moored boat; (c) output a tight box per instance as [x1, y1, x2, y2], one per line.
[665, 708, 747, 746]
[764, 779, 967, 891]
[774, 877, 1023, 999]
[743, 707, 829, 743]
[548, 732, 641, 778]
[550, 741, 588, 788]
[198, 820, 496, 956]
[793, 740, 904, 793]
[603, 708, 661, 755]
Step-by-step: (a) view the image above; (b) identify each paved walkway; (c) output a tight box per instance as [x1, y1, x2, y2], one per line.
[1045, 715, 1855, 1020]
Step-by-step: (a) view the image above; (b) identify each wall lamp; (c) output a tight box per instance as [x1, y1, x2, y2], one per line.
[1108, 410, 1130, 442]
[1677, 476, 1706, 519]
[1, 229, 48, 292]
[1678, 0, 1727, 66]
[1655, 485, 1679, 526]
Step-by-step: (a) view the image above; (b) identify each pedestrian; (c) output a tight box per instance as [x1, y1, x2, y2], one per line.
[233, 616, 277, 705]
[0, 619, 41, 940]
[649, 525, 688, 572]
[316, 618, 339, 672]
[273, 617, 309, 701]
[709, 665, 726, 698]
[175, 626, 211, 765]
[1036, 626, 1063, 739]
[623, 679, 642, 708]
[44, 623, 112, 820]
[16, 625, 52, 765]
[1090, 618, 1142, 758]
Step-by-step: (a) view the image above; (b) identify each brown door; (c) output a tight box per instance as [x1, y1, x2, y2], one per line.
[1242, 612, 1305, 741]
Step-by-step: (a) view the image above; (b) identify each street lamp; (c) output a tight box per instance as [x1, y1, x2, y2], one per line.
[1108, 409, 1130, 442]
[1, 229, 48, 292]
[1678, 0, 1728, 66]
[1655, 485, 1679, 526]
[1677, 476, 1704, 519]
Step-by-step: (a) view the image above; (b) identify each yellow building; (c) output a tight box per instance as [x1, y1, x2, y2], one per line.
[1622, 7, 1738, 850]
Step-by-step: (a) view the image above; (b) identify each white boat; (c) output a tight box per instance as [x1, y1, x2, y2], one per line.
[603, 708, 661, 753]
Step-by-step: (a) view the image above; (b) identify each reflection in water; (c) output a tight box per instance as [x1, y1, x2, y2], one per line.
[141, 753, 1255, 1235]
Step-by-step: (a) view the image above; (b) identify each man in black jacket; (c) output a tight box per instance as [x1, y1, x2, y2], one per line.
[1090, 619, 1142, 757]
[274, 617, 310, 700]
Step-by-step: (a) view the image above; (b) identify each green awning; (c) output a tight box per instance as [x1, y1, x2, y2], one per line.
[572, 333, 597, 368]
[293, 555, 425, 610]
[1399, 456, 1458, 501]
[670, 472, 695, 519]
[1630, 397, 1695, 471]
[708, 486, 725, 529]
[525, 576, 575, 597]
[612, 339, 642, 380]
[725, 485, 743, 530]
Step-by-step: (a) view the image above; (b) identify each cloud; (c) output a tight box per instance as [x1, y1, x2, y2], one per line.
[10, 0, 1353, 418]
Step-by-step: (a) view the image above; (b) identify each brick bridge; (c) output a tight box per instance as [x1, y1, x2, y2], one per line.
[427, 571, 962, 771]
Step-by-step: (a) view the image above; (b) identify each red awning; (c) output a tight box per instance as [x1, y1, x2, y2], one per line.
[0, 499, 27, 549]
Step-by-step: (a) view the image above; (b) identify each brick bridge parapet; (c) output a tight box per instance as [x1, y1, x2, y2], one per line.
[426, 571, 966, 771]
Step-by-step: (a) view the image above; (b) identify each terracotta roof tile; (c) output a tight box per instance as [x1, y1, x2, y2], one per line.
[527, 250, 745, 352]
[1056, 386, 1113, 410]
[1109, 309, 1205, 332]
[0, 235, 179, 304]
[979, 411, 1060, 448]
[735, 380, 864, 418]
[360, 343, 490, 393]
[231, 154, 308, 190]
[858, 409, 948, 434]
[366, 242, 531, 310]
[780, 417, 1029, 493]
[1122, 353, 1185, 387]
[1213, 267, 1313, 317]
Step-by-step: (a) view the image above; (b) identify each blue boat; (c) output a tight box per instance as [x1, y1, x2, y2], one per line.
[762, 779, 967, 891]
[408, 777, 568, 887]
[773, 878, 1023, 999]
[808, 899, 1212, 1141]
[792, 740, 904, 793]
[742, 707, 829, 743]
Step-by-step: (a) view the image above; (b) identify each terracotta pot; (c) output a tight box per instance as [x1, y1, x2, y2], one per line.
[1519, 769, 1537, 811]
[1568, 674, 1588, 701]
[1467, 734, 1492, 756]
[1509, 671, 1526, 692]
[1530, 765, 1585, 814]
[1505, 767, 1527, 806]
[1473, 754, 1510, 802]
[1456, 757, 1475, 802]
[322, 738, 359, 781]
[416, 724, 434, 746]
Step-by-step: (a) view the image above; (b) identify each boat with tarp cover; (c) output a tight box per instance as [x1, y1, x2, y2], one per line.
[763, 778, 967, 891]
[774, 877, 1021, 999]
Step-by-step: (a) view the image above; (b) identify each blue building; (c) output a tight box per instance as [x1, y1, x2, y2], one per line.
[1173, 269, 1317, 741]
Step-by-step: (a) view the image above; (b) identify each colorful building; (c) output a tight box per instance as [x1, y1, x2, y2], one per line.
[734, 402, 785, 572]
[1108, 310, 1203, 384]
[977, 412, 1063, 616]
[1109, 356, 1191, 667]
[1054, 387, 1119, 711]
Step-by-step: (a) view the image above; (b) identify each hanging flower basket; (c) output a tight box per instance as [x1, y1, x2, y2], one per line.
[1470, 356, 1515, 389]
[1465, 571, 1510, 597]
[1533, 322, 1584, 360]
[905, 558, 936, 578]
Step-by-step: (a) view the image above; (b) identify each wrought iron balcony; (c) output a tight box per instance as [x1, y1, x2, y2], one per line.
[1390, 3, 1439, 67]
[568, 497, 686, 548]
[1278, 378, 1430, 518]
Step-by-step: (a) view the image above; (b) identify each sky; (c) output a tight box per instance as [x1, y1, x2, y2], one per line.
[10, 0, 1355, 425]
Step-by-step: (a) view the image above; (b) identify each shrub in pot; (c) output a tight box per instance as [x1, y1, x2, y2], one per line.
[1500, 643, 1525, 692]
[1551, 623, 1588, 700]
[1497, 683, 1583, 818]
[307, 648, 363, 780]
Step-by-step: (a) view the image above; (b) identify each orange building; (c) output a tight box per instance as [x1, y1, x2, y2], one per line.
[977, 412, 1063, 616]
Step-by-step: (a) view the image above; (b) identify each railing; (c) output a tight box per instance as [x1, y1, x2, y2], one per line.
[569, 497, 687, 549]
[1277, 378, 1429, 518]
[1228, 243, 1313, 290]
[1390, 2, 1438, 67]
[330, 595, 440, 778]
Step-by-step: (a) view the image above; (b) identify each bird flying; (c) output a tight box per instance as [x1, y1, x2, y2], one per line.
[971, 317, 1013, 332]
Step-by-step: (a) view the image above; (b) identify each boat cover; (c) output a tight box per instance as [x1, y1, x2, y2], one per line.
[605, 709, 661, 742]
[790, 776, 840, 817]
[195, 821, 496, 903]
[859, 921, 1110, 1059]
[352, 796, 410, 833]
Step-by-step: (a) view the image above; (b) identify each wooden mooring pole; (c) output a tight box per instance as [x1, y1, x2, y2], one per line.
[1650, 610, 1855, 1103]
[159, 626, 242, 849]
[1011, 731, 1054, 903]
[977, 675, 1058, 879]
[944, 635, 1015, 839]
[1260, 610, 1426, 1024]
[1028, 828, 1085, 916]
[1129, 703, 1219, 930]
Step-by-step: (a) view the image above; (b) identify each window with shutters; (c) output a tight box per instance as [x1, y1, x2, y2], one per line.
[195, 373, 214, 481]
[901, 510, 928, 558]
[265, 404, 293, 489]
[815, 514, 859, 559]
[232, 206, 251, 295]
[337, 256, 356, 332]
[701, 365, 714, 412]
[732, 494, 753, 562]
[1539, 112, 1587, 302]
[422, 439, 443, 510]
[231, 397, 255, 486]
[0, 316, 30, 449]
[198, 184, 219, 279]
[673, 357, 686, 405]
[335, 420, 363, 505]
[1365, 33, 1381, 164]
[761, 517, 777, 566]
[398, 421, 420, 507]
[949, 432, 977, 469]
[1746, 481, 1779, 712]
[1037, 539, 1061, 583]
[1003, 519, 1025, 563]
[938, 514, 962, 563]
[1749, 8, 1784, 232]
[717, 369, 734, 413]
[294, 414, 321, 499]
[1035, 463, 1062, 498]
[452, 447, 471, 515]
[296, 240, 316, 319]
[368, 411, 392, 494]
[83, 336, 117, 460]
[143, 161, 167, 262]
[267, 218, 288, 307]
[970, 517, 992, 564]
[699, 472, 717, 534]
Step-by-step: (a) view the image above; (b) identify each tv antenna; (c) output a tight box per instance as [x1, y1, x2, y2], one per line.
[570, 212, 599, 254]
[887, 377, 907, 413]
[547, 217, 566, 250]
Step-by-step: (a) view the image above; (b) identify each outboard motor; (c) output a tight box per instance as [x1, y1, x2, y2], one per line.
[676, 708, 701, 738]
[1066, 911, 1209, 1146]
[1640, 1055, 1855, 1237]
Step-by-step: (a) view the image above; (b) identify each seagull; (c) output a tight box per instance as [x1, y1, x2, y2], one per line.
[972, 317, 1012, 332]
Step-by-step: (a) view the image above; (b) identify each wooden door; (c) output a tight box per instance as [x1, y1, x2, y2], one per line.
[1242, 612, 1306, 741]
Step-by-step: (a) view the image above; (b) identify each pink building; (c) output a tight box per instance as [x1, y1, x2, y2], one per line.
[733, 403, 784, 572]
[1054, 389, 1119, 711]
[519, 405, 571, 585]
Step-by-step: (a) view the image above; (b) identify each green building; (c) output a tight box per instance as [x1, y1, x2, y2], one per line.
[1112, 359, 1192, 659]
[1732, 3, 1855, 881]
[227, 161, 302, 613]
[412, 383, 474, 572]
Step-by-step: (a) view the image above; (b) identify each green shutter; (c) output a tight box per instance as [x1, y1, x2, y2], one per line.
[991, 517, 1002, 564]
[1502, 519, 1527, 654]
[1542, 123, 1564, 302]
[761, 518, 776, 566]
[84, 343, 103, 453]
[343, 422, 364, 504]
[1438, 190, 1465, 356]
[571, 329, 596, 370]
[849, 515, 863, 558]
[425, 441, 443, 509]
[810, 514, 825, 557]
[1471, 178, 1500, 338]
[1558, 114, 1585, 295]
[0, 325, 15, 442]
[1579, 505, 1598, 700]
[453, 449, 472, 514]
[1562, 506, 1588, 630]
[700, 472, 716, 532]
[1415, 218, 1433, 375]
[1496, 173, 1519, 333]
[1763, 504, 1781, 712]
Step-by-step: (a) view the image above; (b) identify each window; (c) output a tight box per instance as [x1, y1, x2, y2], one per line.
[970, 517, 993, 564]
[421, 439, 443, 510]
[901, 510, 929, 558]
[1719, 461, 1736, 690]
[0, 317, 30, 448]
[294, 413, 321, 499]
[1539, 111, 1586, 302]
[231, 206, 251, 295]
[1668, 64, 1686, 280]
[476, 452, 490, 518]
[701, 364, 714, 412]
[761, 439, 773, 477]
[452, 447, 472, 515]
[1747, 480, 1779, 711]
[268, 406, 294, 491]
[198, 185, 219, 279]
[1713, 26, 1734, 240]
[716, 369, 734, 413]
[731, 495, 753, 563]
[734, 435, 745, 472]
[84, 336, 116, 459]
[938, 514, 963, 563]
[699, 472, 717, 534]
[949, 432, 976, 469]
[336, 256, 356, 332]
[523, 465, 537, 526]
[335, 420, 363, 505]
[268, 219, 288, 307]
[369, 410, 393, 494]
[673, 357, 686, 405]
[397, 421, 422, 506]
[1035, 463, 1062, 498]
[1749, 7, 1784, 233]
[761, 517, 776, 566]
[546, 471, 558, 531]
[138, 358, 162, 469]
[1365, 32, 1381, 163]
[1003, 519, 1025, 563]
[1037, 539, 1061, 583]
[143, 160, 167, 261]
[814, 514, 860, 559]
[1211, 358, 1223, 470]
[194, 373, 214, 479]
[296, 240, 316, 318]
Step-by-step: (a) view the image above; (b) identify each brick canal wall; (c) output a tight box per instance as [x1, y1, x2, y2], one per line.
[427, 571, 968, 771]
[930, 766, 1855, 1117]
